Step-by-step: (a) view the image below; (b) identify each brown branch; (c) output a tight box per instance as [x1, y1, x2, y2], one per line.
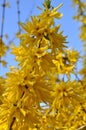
[16, 0, 21, 34]
[0, 0, 6, 61]
[9, 117, 16, 130]
[0, 0, 6, 39]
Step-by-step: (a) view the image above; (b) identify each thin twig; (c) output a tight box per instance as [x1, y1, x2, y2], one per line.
[0, 0, 6, 39]
[9, 117, 16, 130]
[16, 0, 21, 34]
[0, 0, 6, 64]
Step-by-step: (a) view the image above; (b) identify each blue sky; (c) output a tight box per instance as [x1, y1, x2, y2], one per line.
[0, 0, 83, 76]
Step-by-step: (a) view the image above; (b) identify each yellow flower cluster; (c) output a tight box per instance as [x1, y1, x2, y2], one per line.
[0, 38, 8, 66]
[0, 2, 86, 130]
[72, 1, 86, 129]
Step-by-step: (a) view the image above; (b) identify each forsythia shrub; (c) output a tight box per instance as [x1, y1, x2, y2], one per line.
[0, 0, 86, 130]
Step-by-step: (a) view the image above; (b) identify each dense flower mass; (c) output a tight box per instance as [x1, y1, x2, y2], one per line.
[0, 1, 86, 130]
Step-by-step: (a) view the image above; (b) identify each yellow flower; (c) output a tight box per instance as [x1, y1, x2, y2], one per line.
[51, 81, 83, 110]
[40, 3, 63, 19]
[0, 38, 8, 57]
